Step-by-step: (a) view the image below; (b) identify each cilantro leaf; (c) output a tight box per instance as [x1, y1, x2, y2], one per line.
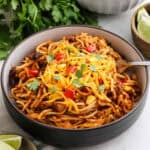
[47, 55, 54, 63]
[67, 48, 71, 54]
[0, 0, 8, 8]
[26, 80, 40, 91]
[52, 5, 63, 23]
[50, 87, 57, 93]
[0, 50, 9, 60]
[28, 3, 38, 23]
[39, 0, 52, 11]
[81, 63, 86, 71]
[94, 53, 102, 60]
[54, 74, 62, 80]
[11, 0, 19, 10]
[76, 70, 82, 78]
[75, 64, 86, 78]
[73, 79, 84, 88]
[98, 85, 105, 91]
[90, 65, 97, 71]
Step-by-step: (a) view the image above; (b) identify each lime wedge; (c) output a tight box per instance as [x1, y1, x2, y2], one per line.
[0, 135, 22, 150]
[137, 15, 150, 42]
[137, 7, 149, 22]
[0, 141, 15, 150]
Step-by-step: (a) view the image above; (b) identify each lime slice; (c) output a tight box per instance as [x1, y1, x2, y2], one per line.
[137, 7, 149, 22]
[0, 141, 15, 150]
[137, 15, 150, 42]
[0, 135, 22, 150]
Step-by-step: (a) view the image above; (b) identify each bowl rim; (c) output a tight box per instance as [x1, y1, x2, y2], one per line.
[131, 2, 150, 44]
[1, 25, 149, 132]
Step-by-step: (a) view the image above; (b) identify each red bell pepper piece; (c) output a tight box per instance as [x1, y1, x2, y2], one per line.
[55, 53, 66, 61]
[64, 88, 75, 99]
[86, 45, 96, 53]
[66, 65, 77, 74]
[98, 78, 103, 84]
[29, 69, 38, 77]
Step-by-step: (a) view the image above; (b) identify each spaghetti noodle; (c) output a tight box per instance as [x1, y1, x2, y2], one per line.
[9, 33, 141, 129]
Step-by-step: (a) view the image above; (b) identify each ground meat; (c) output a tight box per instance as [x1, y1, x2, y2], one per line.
[9, 67, 19, 87]
[53, 103, 66, 112]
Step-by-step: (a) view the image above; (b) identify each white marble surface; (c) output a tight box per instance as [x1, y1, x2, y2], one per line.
[0, 1, 150, 150]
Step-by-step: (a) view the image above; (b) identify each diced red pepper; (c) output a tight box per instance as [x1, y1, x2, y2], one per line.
[64, 88, 75, 99]
[29, 69, 38, 77]
[98, 78, 103, 84]
[55, 53, 66, 61]
[66, 65, 77, 74]
[86, 45, 96, 53]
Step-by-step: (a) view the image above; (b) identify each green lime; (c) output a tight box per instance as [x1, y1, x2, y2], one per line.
[0, 135, 22, 150]
[0, 141, 15, 150]
[137, 7, 149, 22]
[137, 15, 150, 42]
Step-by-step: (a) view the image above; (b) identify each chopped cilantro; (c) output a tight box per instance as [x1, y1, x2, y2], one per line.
[67, 48, 71, 54]
[73, 79, 84, 88]
[92, 52, 101, 60]
[50, 87, 57, 93]
[76, 70, 82, 78]
[95, 54, 102, 60]
[98, 85, 105, 91]
[26, 80, 40, 91]
[81, 63, 86, 71]
[90, 65, 97, 71]
[54, 74, 61, 80]
[47, 55, 54, 63]
[75, 64, 86, 78]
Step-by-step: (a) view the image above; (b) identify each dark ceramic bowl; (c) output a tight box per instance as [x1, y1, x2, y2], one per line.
[1, 26, 149, 147]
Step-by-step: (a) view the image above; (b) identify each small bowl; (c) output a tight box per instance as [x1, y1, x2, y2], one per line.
[20, 137, 37, 150]
[131, 3, 150, 58]
[1, 25, 149, 147]
[77, 0, 141, 14]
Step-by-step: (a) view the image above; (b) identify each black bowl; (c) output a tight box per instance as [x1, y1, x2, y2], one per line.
[1, 26, 149, 147]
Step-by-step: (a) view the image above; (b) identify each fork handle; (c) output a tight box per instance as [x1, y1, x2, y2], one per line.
[129, 61, 150, 66]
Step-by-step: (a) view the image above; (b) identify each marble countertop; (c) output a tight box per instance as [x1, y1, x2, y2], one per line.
[0, 1, 150, 150]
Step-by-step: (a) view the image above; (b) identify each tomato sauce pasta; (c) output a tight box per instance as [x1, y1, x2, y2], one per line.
[9, 33, 141, 129]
